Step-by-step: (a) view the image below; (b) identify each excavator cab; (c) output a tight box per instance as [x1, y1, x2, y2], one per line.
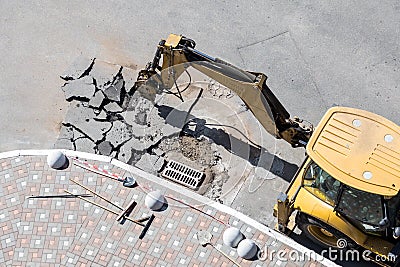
[276, 107, 400, 265]
[303, 160, 388, 234]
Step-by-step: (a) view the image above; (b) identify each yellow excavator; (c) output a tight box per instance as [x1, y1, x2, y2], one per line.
[136, 34, 400, 266]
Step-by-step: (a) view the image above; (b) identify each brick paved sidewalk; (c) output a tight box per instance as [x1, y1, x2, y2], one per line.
[0, 151, 335, 267]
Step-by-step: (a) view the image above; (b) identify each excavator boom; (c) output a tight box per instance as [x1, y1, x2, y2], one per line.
[135, 34, 312, 147]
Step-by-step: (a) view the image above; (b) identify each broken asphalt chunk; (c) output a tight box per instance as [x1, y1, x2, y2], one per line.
[121, 110, 137, 126]
[95, 110, 108, 120]
[57, 125, 85, 141]
[153, 148, 165, 157]
[97, 140, 113, 156]
[62, 76, 96, 102]
[74, 138, 96, 153]
[121, 136, 148, 152]
[105, 120, 132, 147]
[103, 76, 123, 103]
[64, 101, 112, 141]
[122, 67, 139, 95]
[60, 56, 95, 81]
[118, 139, 134, 162]
[135, 153, 165, 174]
[89, 60, 121, 89]
[104, 102, 123, 113]
[89, 91, 105, 109]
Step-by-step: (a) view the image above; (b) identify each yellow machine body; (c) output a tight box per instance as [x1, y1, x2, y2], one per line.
[308, 107, 400, 196]
[277, 107, 400, 258]
[138, 34, 400, 263]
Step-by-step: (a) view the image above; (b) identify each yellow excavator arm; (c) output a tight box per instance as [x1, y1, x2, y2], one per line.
[135, 34, 312, 147]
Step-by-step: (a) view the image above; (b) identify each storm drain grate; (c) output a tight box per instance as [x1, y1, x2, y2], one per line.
[161, 160, 205, 189]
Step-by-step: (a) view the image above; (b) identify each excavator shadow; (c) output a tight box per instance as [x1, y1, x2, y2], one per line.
[156, 104, 298, 183]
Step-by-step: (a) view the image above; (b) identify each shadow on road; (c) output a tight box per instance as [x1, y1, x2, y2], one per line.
[156, 104, 298, 182]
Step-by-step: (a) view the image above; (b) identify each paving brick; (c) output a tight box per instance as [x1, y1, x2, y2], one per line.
[0, 155, 328, 267]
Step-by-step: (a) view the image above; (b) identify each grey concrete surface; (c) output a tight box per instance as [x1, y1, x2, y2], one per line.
[0, 1, 398, 264]
[1, 1, 398, 150]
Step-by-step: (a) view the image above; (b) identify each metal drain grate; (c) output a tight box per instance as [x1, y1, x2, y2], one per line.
[161, 160, 204, 189]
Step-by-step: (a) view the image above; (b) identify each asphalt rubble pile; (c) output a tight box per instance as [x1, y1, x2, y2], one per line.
[55, 57, 172, 174]
[55, 57, 231, 203]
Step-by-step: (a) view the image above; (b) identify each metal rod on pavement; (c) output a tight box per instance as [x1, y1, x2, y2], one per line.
[73, 161, 121, 181]
[64, 189, 117, 215]
[26, 194, 92, 199]
[70, 179, 123, 210]
[64, 189, 148, 227]
[166, 195, 228, 226]
[211, 244, 242, 267]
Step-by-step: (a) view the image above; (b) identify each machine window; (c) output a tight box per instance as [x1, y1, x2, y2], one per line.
[303, 162, 385, 233]
[303, 162, 341, 205]
[337, 187, 383, 227]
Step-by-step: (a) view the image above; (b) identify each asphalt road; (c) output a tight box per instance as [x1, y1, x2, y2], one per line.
[1, 1, 398, 151]
[0, 1, 398, 265]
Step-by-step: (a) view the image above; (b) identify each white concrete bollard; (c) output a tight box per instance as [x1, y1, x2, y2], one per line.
[223, 227, 244, 248]
[145, 190, 166, 211]
[237, 239, 258, 260]
[47, 150, 68, 169]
